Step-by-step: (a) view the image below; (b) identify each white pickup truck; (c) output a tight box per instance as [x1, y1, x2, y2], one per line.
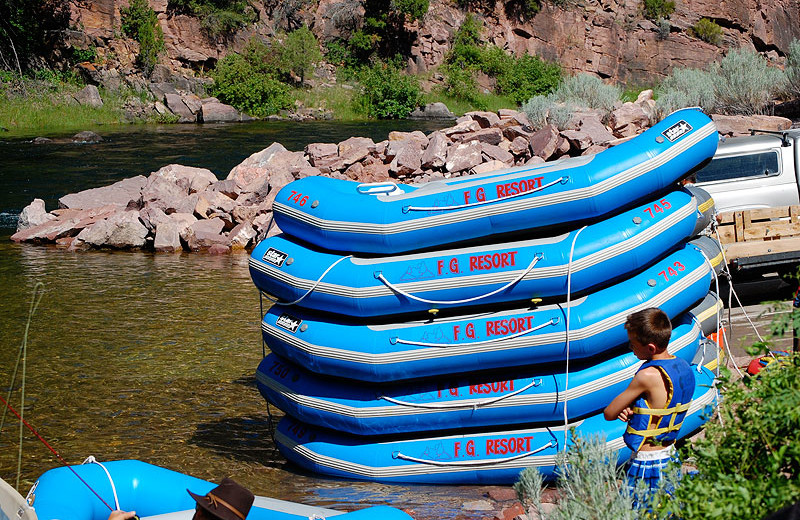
[693, 128, 800, 276]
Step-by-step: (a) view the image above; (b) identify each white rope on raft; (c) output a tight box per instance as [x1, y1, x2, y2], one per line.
[402, 176, 568, 212]
[82, 456, 120, 511]
[374, 254, 543, 306]
[259, 254, 354, 306]
[392, 438, 556, 466]
[562, 225, 587, 450]
[390, 317, 559, 348]
[378, 378, 544, 410]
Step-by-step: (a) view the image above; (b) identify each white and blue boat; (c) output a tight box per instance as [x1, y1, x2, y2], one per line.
[273, 359, 718, 484]
[250, 187, 715, 317]
[260, 237, 723, 382]
[272, 108, 717, 254]
[20, 460, 413, 520]
[256, 292, 721, 435]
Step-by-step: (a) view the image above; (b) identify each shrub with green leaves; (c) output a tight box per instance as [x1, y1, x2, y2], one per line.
[275, 27, 322, 84]
[496, 54, 562, 105]
[120, 0, 165, 76]
[551, 73, 621, 115]
[353, 61, 421, 119]
[643, 0, 675, 20]
[711, 48, 786, 115]
[655, 67, 717, 115]
[516, 434, 638, 520]
[210, 53, 291, 117]
[785, 39, 800, 99]
[654, 350, 800, 519]
[443, 13, 561, 108]
[168, 0, 256, 36]
[691, 18, 723, 45]
[656, 48, 787, 117]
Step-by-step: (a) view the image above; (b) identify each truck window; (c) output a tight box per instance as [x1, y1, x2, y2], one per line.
[694, 151, 780, 183]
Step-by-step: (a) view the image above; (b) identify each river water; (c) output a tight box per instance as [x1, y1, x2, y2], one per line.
[0, 120, 496, 519]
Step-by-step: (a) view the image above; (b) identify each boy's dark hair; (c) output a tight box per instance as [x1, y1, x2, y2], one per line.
[624, 308, 672, 351]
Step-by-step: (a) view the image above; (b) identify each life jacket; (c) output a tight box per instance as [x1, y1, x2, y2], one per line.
[623, 357, 695, 452]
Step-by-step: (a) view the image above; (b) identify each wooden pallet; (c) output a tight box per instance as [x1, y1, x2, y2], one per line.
[714, 206, 800, 261]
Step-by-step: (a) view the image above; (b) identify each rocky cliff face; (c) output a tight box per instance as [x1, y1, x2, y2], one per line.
[68, 0, 800, 85]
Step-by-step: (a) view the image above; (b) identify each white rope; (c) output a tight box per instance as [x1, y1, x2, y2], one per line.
[697, 241, 745, 379]
[710, 218, 765, 343]
[562, 225, 587, 450]
[403, 176, 567, 212]
[82, 456, 120, 511]
[259, 255, 354, 306]
[390, 317, 559, 348]
[375, 254, 543, 305]
[378, 378, 544, 410]
[393, 439, 555, 466]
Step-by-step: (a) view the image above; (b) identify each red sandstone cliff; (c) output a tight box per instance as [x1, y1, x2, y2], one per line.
[67, 0, 800, 85]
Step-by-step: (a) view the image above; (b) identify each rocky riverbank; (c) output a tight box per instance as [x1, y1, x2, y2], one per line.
[11, 97, 792, 253]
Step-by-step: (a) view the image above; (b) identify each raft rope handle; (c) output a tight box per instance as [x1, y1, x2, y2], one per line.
[0, 394, 115, 513]
[82, 456, 121, 511]
[378, 378, 544, 410]
[374, 254, 543, 306]
[562, 225, 586, 450]
[390, 317, 559, 348]
[356, 182, 402, 195]
[259, 255, 354, 306]
[392, 438, 555, 467]
[402, 176, 568, 213]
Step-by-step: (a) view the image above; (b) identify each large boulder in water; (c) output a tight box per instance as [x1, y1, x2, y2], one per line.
[59, 176, 147, 210]
[74, 211, 149, 248]
[16, 199, 56, 232]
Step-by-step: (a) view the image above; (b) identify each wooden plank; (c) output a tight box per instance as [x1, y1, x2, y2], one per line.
[715, 205, 800, 245]
[742, 221, 800, 240]
[722, 236, 800, 261]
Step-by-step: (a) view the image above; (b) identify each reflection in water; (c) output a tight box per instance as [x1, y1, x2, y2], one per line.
[0, 240, 488, 520]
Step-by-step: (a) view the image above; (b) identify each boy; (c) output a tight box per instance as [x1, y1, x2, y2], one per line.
[604, 307, 695, 498]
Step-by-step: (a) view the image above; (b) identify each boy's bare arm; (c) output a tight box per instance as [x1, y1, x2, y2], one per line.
[604, 367, 663, 421]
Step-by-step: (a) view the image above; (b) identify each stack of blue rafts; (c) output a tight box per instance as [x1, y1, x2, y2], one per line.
[248, 108, 723, 484]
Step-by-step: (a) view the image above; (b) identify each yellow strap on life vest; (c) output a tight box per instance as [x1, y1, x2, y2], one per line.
[626, 401, 690, 438]
[630, 402, 691, 416]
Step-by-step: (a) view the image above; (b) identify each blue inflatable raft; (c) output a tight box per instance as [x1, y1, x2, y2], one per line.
[274, 361, 718, 484]
[250, 187, 715, 317]
[25, 460, 413, 520]
[260, 236, 723, 382]
[272, 108, 718, 253]
[256, 292, 721, 435]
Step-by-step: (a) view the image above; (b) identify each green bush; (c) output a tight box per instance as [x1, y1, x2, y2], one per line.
[71, 46, 97, 64]
[275, 27, 322, 84]
[516, 434, 638, 520]
[655, 350, 800, 519]
[711, 48, 786, 115]
[442, 63, 486, 110]
[353, 61, 421, 118]
[691, 18, 723, 45]
[784, 39, 800, 98]
[496, 54, 562, 105]
[443, 13, 561, 108]
[655, 67, 717, 116]
[390, 0, 429, 21]
[120, 0, 165, 75]
[167, 0, 256, 35]
[643, 0, 675, 20]
[551, 73, 621, 114]
[210, 53, 292, 117]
